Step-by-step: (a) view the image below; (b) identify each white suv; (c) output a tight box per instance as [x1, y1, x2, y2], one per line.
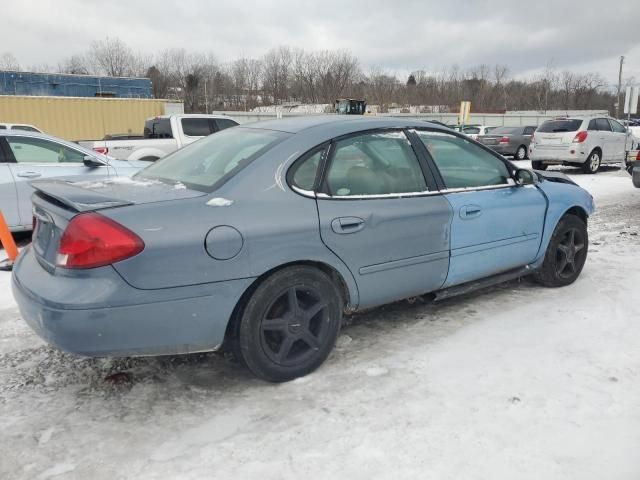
[530, 116, 630, 174]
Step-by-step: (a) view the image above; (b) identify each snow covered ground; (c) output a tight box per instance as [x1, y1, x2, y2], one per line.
[1, 164, 640, 480]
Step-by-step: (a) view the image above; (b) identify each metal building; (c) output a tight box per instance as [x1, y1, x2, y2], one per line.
[0, 71, 152, 98]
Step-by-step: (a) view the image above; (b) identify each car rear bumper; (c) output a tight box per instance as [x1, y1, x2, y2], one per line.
[530, 145, 588, 163]
[12, 246, 254, 357]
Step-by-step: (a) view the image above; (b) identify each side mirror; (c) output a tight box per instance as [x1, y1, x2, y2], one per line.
[514, 168, 537, 186]
[83, 155, 106, 168]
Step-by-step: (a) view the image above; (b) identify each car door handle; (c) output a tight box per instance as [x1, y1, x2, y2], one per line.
[16, 171, 42, 178]
[331, 217, 365, 234]
[460, 205, 482, 219]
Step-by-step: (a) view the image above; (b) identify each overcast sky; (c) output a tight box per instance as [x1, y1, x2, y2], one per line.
[3, 0, 640, 87]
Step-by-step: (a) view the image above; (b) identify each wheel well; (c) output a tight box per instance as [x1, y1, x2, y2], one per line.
[564, 206, 588, 225]
[590, 147, 602, 157]
[221, 261, 352, 351]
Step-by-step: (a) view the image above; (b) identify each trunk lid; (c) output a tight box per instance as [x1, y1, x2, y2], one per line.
[30, 177, 206, 269]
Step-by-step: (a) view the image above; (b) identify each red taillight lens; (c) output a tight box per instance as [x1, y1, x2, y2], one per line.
[499, 136, 509, 144]
[573, 131, 588, 143]
[56, 213, 144, 269]
[93, 147, 109, 155]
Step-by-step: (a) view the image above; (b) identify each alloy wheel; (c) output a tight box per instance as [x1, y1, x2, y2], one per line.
[555, 227, 586, 279]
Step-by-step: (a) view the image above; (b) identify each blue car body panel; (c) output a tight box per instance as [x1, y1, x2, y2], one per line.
[11, 116, 595, 359]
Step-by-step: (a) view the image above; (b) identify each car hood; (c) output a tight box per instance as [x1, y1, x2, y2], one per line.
[534, 169, 578, 186]
[31, 177, 206, 212]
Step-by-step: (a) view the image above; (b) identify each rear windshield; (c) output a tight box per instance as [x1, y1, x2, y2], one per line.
[144, 118, 173, 139]
[487, 127, 520, 135]
[537, 119, 583, 133]
[136, 127, 288, 192]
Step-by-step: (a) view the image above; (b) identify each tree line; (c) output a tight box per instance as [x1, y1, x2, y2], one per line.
[0, 38, 619, 114]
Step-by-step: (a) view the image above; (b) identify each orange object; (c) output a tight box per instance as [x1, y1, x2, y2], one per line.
[0, 211, 18, 262]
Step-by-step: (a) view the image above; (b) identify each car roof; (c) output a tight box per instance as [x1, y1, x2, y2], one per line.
[241, 115, 451, 135]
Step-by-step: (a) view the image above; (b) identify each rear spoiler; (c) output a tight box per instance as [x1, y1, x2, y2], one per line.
[31, 179, 134, 212]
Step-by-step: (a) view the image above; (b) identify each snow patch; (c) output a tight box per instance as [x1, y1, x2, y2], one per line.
[206, 197, 233, 207]
[36, 463, 75, 479]
[365, 366, 389, 377]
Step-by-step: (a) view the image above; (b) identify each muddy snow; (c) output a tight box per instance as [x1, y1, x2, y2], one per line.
[1, 164, 640, 479]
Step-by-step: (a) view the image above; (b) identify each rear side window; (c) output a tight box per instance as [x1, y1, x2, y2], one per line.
[416, 131, 510, 189]
[325, 131, 428, 196]
[144, 118, 173, 139]
[463, 127, 480, 134]
[181, 118, 212, 137]
[0, 125, 5, 129]
[595, 118, 612, 132]
[487, 126, 520, 135]
[6, 136, 85, 164]
[524, 126, 536, 135]
[289, 149, 323, 192]
[537, 119, 583, 133]
[588, 119, 598, 131]
[137, 127, 287, 192]
[215, 118, 239, 131]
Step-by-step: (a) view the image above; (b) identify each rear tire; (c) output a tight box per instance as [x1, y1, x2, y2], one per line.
[633, 168, 640, 188]
[238, 266, 342, 382]
[531, 160, 547, 170]
[515, 145, 527, 160]
[534, 214, 588, 288]
[582, 150, 601, 174]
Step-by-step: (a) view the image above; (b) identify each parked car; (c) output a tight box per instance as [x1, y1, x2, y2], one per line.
[0, 123, 42, 133]
[477, 125, 536, 159]
[0, 131, 145, 232]
[625, 149, 640, 187]
[451, 124, 496, 140]
[12, 117, 594, 382]
[79, 114, 239, 162]
[530, 116, 630, 173]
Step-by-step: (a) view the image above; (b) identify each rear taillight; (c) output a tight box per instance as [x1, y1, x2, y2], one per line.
[93, 147, 109, 155]
[56, 213, 144, 269]
[636, 151, 640, 161]
[499, 136, 509, 144]
[572, 131, 588, 143]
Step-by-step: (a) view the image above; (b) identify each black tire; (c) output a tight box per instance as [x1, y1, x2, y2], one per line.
[582, 150, 601, 174]
[531, 160, 547, 170]
[237, 266, 342, 382]
[534, 214, 588, 288]
[633, 167, 640, 188]
[515, 145, 527, 160]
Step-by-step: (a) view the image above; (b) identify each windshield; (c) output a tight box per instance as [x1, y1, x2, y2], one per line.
[537, 119, 583, 133]
[488, 127, 520, 135]
[136, 127, 287, 192]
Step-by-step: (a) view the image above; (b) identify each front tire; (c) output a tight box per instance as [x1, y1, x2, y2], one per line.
[582, 150, 601, 174]
[531, 160, 547, 170]
[633, 167, 640, 188]
[534, 214, 588, 288]
[238, 266, 342, 382]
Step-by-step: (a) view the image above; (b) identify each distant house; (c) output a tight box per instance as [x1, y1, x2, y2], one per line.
[0, 70, 152, 98]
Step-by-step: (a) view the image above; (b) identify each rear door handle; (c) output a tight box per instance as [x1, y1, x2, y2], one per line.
[17, 171, 42, 178]
[460, 205, 482, 219]
[331, 216, 365, 234]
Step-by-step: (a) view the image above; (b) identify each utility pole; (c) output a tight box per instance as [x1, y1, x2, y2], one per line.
[616, 56, 625, 118]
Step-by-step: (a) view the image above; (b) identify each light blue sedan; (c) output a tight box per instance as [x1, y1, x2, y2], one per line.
[0, 131, 144, 231]
[12, 117, 594, 382]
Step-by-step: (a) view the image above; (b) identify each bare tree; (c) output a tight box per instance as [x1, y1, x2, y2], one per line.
[90, 37, 135, 77]
[0, 52, 20, 70]
[58, 55, 91, 75]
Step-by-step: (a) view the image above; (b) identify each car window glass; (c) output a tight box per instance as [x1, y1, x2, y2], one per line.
[144, 118, 173, 138]
[215, 119, 238, 131]
[487, 127, 519, 135]
[524, 127, 535, 135]
[181, 118, 212, 137]
[588, 119, 598, 131]
[12, 125, 39, 132]
[538, 119, 583, 133]
[290, 149, 323, 191]
[0, 125, 6, 129]
[464, 127, 480, 134]
[610, 119, 626, 133]
[415, 130, 511, 189]
[6, 136, 85, 164]
[325, 131, 427, 196]
[595, 118, 612, 132]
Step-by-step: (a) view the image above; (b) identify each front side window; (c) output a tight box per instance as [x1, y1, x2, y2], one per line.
[610, 119, 626, 133]
[415, 130, 511, 189]
[325, 131, 427, 196]
[6, 137, 85, 164]
[137, 127, 287, 191]
[181, 118, 212, 137]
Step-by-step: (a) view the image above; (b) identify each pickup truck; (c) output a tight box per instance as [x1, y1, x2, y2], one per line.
[79, 114, 239, 161]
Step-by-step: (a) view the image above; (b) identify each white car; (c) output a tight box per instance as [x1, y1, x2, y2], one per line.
[451, 125, 495, 140]
[79, 114, 239, 162]
[530, 116, 631, 174]
[0, 123, 42, 133]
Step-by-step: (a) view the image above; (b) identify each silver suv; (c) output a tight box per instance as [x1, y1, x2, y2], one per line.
[530, 116, 630, 174]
